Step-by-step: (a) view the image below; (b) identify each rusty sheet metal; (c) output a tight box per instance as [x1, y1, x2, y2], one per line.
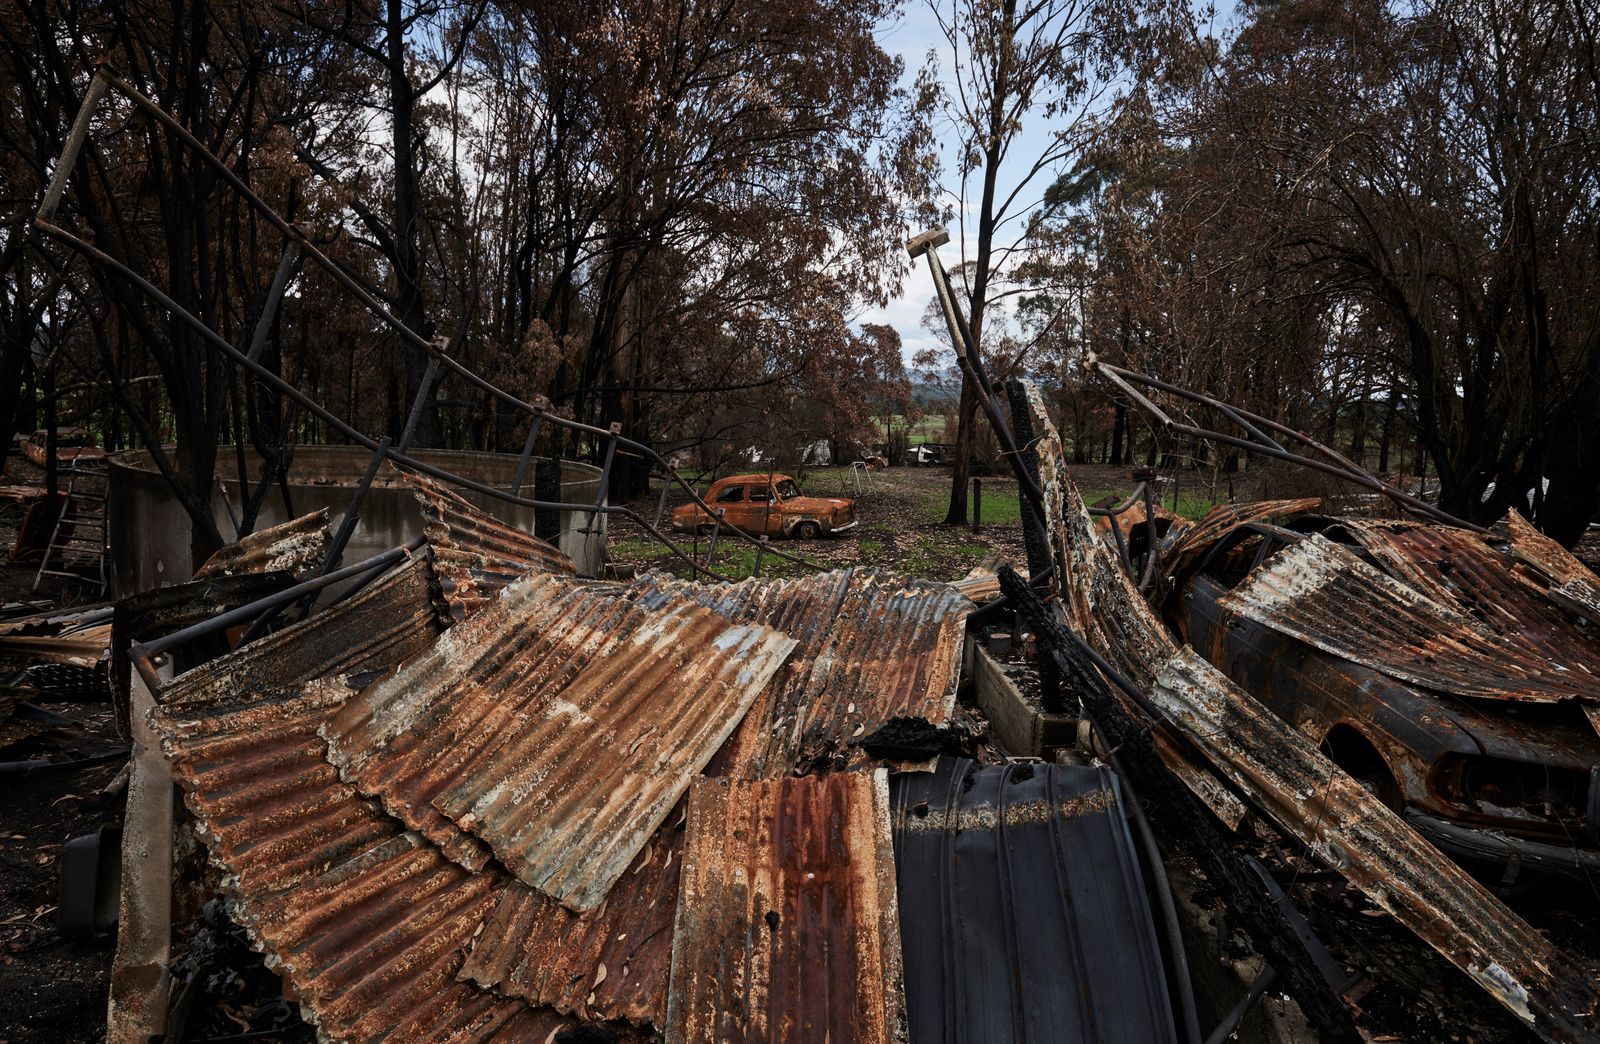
[1336, 519, 1600, 672]
[1018, 383, 1246, 828]
[635, 569, 971, 779]
[1505, 510, 1600, 625]
[664, 770, 906, 1044]
[1150, 647, 1600, 1042]
[1219, 533, 1600, 702]
[320, 570, 795, 912]
[401, 469, 575, 621]
[1161, 497, 1322, 578]
[191, 509, 332, 581]
[151, 680, 589, 1043]
[155, 555, 440, 710]
[459, 814, 684, 1027]
[891, 758, 1176, 1044]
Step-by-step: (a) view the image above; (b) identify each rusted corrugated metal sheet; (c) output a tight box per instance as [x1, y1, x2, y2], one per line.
[152, 680, 603, 1043]
[1336, 519, 1600, 672]
[664, 771, 906, 1044]
[401, 470, 575, 621]
[1161, 497, 1322, 579]
[191, 509, 332, 581]
[320, 571, 795, 912]
[635, 569, 971, 779]
[155, 555, 440, 711]
[1018, 384, 1246, 828]
[1505, 510, 1600, 626]
[1150, 647, 1600, 1042]
[1219, 533, 1600, 702]
[891, 758, 1176, 1044]
[459, 812, 684, 1027]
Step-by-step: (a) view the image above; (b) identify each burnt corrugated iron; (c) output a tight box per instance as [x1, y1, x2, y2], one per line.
[320, 570, 795, 912]
[1018, 383, 1246, 828]
[155, 555, 440, 711]
[1335, 519, 1600, 672]
[1160, 498, 1322, 580]
[664, 770, 906, 1044]
[1506, 510, 1600, 626]
[636, 569, 971, 779]
[891, 758, 1177, 1044]
[402, 470, 575, 621]
[191, 509, 332, 581]
[1218, 533, 1600, 702]
[152, 680, 594, 1043]
[459, 815, 684, 1026]
[1150, 647, 1600, 1042]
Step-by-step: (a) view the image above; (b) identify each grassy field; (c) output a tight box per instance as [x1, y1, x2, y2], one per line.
[607, 462, 1231, 583]
[875, 414, 950, 446]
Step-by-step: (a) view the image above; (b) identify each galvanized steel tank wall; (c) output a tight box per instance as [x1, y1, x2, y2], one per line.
[107, 445, 605, 594]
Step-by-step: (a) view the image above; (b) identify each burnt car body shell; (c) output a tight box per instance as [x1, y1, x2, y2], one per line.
[670, 473, 855, 538]
[1182, 568, 1600, 876]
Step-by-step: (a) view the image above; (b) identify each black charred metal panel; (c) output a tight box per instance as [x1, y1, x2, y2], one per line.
[890, 758, 1177, 1044]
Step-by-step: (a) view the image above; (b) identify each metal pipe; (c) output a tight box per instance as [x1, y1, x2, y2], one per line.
[1203, 967, 1278, 1044]
[510, 411, 544, 498]
[397, 357, 441, 453]
[128, 544, 418, 693]
[1092, 358, 1479, 531]
[1117, 768, 1203, 1044]
[34, 70, 110, 223]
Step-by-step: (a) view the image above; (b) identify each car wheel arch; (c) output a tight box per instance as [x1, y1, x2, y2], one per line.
[1320, 723, 1407, 810]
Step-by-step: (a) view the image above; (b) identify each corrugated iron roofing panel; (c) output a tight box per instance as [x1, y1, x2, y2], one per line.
[891, 758, 1177, 1044]
[663, 771, 906, 1044]
[401, 470, 575, 621]
[191, 509, 332, 581]
[152, 681, 596, 1043]
[1219, 532, 1600, 702]
[635, 569, 971, 778]
[320, 571, 795, 912]
[1150, 647, 1600, 1041]
[1160, 497, 1322, 578]
[458, 812, 684, 1027]
[155, 555, 441, 711]
[1016, 383, 1246, 828]
[1505, 510, 1600, 625]
[1335, 519, 1600, 672]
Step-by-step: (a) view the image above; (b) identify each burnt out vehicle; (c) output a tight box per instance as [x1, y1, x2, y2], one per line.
[1162, 511, 1600, 884]
[670, 473, 857, 539]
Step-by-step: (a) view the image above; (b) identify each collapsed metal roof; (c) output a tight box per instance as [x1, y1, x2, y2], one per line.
[1506, 509, 1600, 626]
[1333, 518, 1600, 670]
[891, 758, 1177, 1044]
[636, 568, 972, 778]
[320, 571, 795, 912]
[190, 508, 332, 581]
[1219, 532, 1600, 702]
[1150, 648, 1600, 1041]
[402, 470, 576, 620]
[664, 771, 905, 1044]
[458, 814, 684, 1025]
[1160, 497, 1322, 578]
[155, 556, 441, 711]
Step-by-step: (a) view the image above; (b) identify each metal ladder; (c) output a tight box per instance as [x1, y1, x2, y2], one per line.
[33, 464, 108, 594]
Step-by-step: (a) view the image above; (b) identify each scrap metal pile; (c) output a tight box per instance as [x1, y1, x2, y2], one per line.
[114, 467, 1197, 1042]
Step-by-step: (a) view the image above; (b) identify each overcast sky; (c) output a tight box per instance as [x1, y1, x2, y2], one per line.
[858, 1, 1240, 370]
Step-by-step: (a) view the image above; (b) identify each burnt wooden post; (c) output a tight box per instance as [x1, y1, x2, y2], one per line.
[533, 459, 562, 543]
[1004, 380, 1063, 711]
